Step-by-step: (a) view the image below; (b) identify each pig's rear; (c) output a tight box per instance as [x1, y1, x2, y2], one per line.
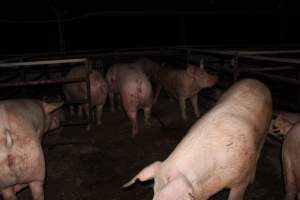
[118, 66, 152, 111]
[0, 106, 44, 190]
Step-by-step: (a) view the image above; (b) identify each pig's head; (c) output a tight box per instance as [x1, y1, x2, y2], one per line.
[42, 101, 64, 132]
[123, 161, 195, 200]
[270, 115, 293, 136]
[187, 63, 218, 89]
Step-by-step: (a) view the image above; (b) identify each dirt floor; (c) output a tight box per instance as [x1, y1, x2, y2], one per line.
[18, 94, 285, 200]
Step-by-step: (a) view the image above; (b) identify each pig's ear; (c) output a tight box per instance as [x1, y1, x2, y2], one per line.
[187, 64, 196, 76]
[122, 161, 161, 188]
[42, 101, 64, 113]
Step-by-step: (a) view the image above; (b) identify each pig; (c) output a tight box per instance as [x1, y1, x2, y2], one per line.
[154, 63, 218, 121]
[281, 122, 300, 200]
[63, 65, 108, 128]
[133, 58, 161, 84]
[0, 99, 63, 200]
[269, 111, 300, 136]
[106, 63, 153, 136]
[123, 79, 272, 200]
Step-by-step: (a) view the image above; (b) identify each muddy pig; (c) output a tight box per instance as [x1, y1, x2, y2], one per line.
[0, 99, 63, 200]
[123, 79, 272, 200]
[106, 63, 152, 136]
[63, 65, 108, 128]
[154, 62, 218, 121]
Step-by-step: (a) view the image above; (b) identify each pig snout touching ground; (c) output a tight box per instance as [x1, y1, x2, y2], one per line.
[106, 64, 153, 136]
[281, 122, 300, 200]
[63, 65, 108, 130]
[123, 79, 272, 200]
[154, 62, 218, 122]
[0, 99, 63, 200]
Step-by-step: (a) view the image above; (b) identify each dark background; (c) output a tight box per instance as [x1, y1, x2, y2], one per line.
[0, 0, 299, 55]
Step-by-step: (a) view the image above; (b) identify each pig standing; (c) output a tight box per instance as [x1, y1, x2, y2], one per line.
[63, 65, 108, 128]
[0, 99, 63, 200]
[123, 79, 272, 200]
[154, 63, 218, 121]
[106, 63, 152, 136]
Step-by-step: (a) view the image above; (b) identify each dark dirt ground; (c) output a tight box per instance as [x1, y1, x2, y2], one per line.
[17, 93, 285, 200]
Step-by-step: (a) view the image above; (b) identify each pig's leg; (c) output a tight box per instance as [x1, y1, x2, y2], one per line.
[127, 111, 138, 137]
[144, 106, 152, 128]
[190, 94, 200, 118]
[1, 187, 16, 200]
[228, 182, 248, 200]
[109, 92, 115, 112]
[283, 160, 297, 200]
[14, 184, 27, 193]
[95, 105, 104, 125]
[153, 84, 162, 103]
[179, 97, 187, 121]
[29, 181, 44, 200]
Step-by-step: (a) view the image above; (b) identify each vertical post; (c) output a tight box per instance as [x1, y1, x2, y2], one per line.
[298, 71, 300, 110]
[232, 52, 239, 82]
[85, 59, 93, 130]
[186, 48, 191, 65]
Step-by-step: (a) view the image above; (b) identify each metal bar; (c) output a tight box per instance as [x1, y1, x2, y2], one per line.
[239, 54, 300, 65]
[0, 58, 87, 68]
[242, 70, 300, 85]
[188, 49, 235, 56]
[238, 49, 300, 55]
[241, 66, 297, 72]
[0, 77, 86, 87]
[85, 60, 93, 130]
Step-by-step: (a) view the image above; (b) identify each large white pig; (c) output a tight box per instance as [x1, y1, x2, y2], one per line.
[63, 65, 108, 128]
[123, 79, 272, 200]
[154, 63, 218, 121]
[106, 63, 153, 136]
[0, 99, 63, 200]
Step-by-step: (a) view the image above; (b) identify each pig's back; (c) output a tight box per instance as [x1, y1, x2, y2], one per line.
[163, 79, 272, 185]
